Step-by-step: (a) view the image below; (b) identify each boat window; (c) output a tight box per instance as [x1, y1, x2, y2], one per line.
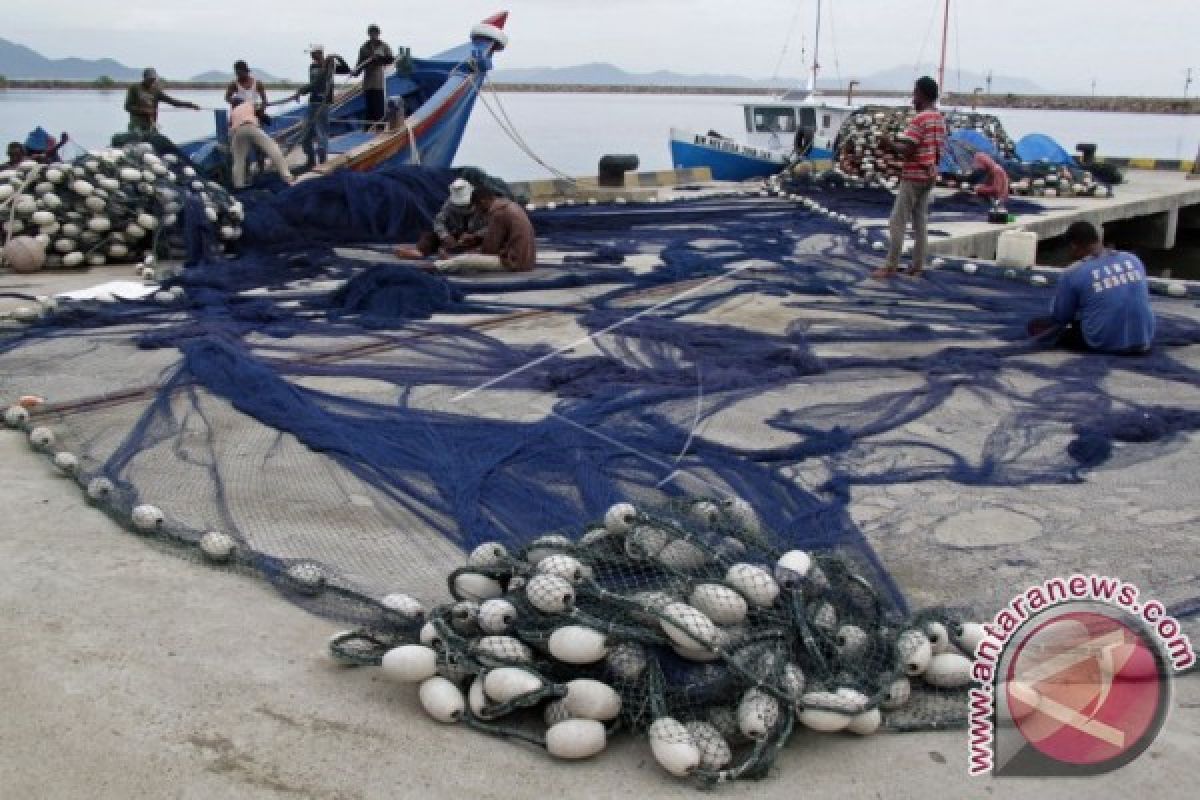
[823, 114, 832, 129]
[751, 107, 797, 133]
[798, 108, 816, 128]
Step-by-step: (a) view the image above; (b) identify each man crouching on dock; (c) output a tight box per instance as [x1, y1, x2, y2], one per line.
[431, 186, 537, 273]
[1027, 221, 1155, 354]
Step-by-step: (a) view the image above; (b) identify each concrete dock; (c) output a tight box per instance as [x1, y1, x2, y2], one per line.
[2, 190, 1199, 799]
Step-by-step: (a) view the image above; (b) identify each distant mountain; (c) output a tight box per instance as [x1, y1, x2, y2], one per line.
[189, 69, 283, 83]
[842, 64, 1045, 94]
[492, 61, 1046, 94]
[0, 37, 143, 80]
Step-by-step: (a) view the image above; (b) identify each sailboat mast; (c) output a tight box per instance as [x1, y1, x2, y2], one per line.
[937, 0, 950, 90]
[811, 0, 821, 92]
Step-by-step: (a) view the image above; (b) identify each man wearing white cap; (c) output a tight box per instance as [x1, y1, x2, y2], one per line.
[394, 178, 487, 259]
[289, 45, 351, 169]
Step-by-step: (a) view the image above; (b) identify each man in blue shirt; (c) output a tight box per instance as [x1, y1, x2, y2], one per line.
[1028, 221, 1155, 354]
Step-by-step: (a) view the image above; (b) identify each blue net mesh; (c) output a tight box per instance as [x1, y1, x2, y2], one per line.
[3, 172, 1199, 765]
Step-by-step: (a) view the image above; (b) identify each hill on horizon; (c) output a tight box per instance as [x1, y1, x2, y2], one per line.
[189, 68, 284, 83]
[0, 37, 144, 81]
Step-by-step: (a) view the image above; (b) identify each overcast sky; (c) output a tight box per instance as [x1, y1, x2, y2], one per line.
[5, 0, 1197, 95]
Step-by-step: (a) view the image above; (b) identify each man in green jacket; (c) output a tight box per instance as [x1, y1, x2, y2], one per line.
[124, 68, 200, 133]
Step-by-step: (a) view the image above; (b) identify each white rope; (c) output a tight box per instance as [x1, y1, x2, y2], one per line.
[478, 79, 577, 184]
[404, 117, 421, 165]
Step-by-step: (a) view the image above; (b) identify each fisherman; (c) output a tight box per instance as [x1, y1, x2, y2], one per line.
[872, 76, 947, 280]
[1027, 221, 1155, 354]
[289, 45, 352, 170]
[353, 24, 395, 129]
[21, 127, 69, 164]
[225, 60, 269, 111]
[124, 68, 201, 134]
[4, 142, 26, 169]
[467, 185, 537, 271]
[228, 97, 294, 189]
[971, 152, 1009, 205]
[394, 178, 487, 259]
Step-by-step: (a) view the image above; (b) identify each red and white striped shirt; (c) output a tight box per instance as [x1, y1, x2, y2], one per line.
[897, 109, 947, 183]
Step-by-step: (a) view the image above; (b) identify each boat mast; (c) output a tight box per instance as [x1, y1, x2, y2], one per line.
[811, 0, 822, 93]
[937, 0, 949, 90]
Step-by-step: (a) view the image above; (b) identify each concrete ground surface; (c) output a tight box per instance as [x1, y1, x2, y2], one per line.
[1, 431, 1197, 800]
[4, 253, 1200, 798]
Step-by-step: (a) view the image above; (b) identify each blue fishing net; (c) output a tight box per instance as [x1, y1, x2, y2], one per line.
[3, 171, 1199, 759]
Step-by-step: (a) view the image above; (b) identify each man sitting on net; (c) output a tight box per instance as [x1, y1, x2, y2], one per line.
[431, 186, 537, 273]
[394, 178, 486, 259]
[1027, 220, 1155, 355]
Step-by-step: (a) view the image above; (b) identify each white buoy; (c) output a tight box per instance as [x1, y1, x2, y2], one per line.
[684, 721, 732, 770]
[546, 718, 606, 760]
[962, 262, 979, 274]
[524, 534, 573, 565]
[419, 676, 465, 723]
[956, 622, 986, 656]
[70, 179, 94, 196]
[603, 502, 637, 534]
[526, 573, 575, 613]
[131, 504, 165, 532]
[467, 541, 508, 567]
[846, 708, 882, 735]
[1165, 282, 1188, 298]
[537, 554, 588, 583]
[477, 598, 517, 633]
[689, 583, 748, 626]
[483, 667, 543, 703]
[626, 524, 669, 558]
[774, 549, 813, 587]
[836, 624, 870, 659]
[896, 629, 933, 676]
[656, 538, 709, 570]
[923, 621, 951, 654]
[199, 531, 236, 562]
[29, 426, 54, 449]
[660, 602, 718, 651]
[687, 500, 721, 527]
[797, 692, 854, 732]
[924, 652, 973, 688]
[52, 452, 79, 475]
[725, 563, 780, 607]
[451, 571, 504, 602]
[418, 621, 441, 648]
[648, 717, 700, 777]
[382, 644, 439, 682]
[781, 663, 806, 701]
[562, 679, 621, 721]
[285, 562, 324, 593]
[881, 676, 912, 710]
[86, 477, 115, 502]
[3, 405, 30, 427]
[474, 635, 532, 663]
[548, 625, 609, 664]
[605, 641, 648, 680]
[1031, 274, 1048, 286]
[736, 688, 780, 739]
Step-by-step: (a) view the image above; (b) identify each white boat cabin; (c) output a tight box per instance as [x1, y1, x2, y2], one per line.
[740, 97, 855, 158]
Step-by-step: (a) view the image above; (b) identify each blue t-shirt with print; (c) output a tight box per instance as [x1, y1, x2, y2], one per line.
[1050, 249, 1155, 353]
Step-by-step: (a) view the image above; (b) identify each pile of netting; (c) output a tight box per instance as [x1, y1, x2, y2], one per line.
[2, 166, 1200, 787]
[0, 142, 243, 273]
[326, 498, 981, 785]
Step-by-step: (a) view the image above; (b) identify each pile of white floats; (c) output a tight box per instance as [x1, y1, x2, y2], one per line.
[0, 142, 243, 272]
[326, 500, 984, 786]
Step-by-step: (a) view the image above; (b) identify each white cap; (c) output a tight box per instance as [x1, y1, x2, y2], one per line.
[448, 178, 473, 207]
[308, 43, 325, 53]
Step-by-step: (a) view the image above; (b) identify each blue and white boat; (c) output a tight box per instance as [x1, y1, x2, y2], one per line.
[181, 11, 510, 179]
[669, 94, 853, 181]
[667, 1, 854, 181]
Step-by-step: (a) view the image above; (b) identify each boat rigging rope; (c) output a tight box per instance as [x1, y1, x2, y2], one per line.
[478, 79, 578, 185]
[768, 1, 806, 89]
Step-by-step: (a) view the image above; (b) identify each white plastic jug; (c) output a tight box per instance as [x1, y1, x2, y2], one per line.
[996, 229, 1037, 268]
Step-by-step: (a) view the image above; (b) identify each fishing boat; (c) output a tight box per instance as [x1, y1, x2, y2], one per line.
[667, 2, 854, 181]
[180, 11, 510, 180]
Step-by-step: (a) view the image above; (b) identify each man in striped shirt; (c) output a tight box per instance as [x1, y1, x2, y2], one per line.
[872, 76, 947, 279]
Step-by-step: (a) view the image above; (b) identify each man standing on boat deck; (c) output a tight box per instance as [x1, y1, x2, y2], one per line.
[289, 45, 352, 169]
[353, 24, 395, 130]
[1027, 221, 1155, 354]
[225, 61, 269, 111]
[124, 68, 201, 134]
[872, 76, 946, 280]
